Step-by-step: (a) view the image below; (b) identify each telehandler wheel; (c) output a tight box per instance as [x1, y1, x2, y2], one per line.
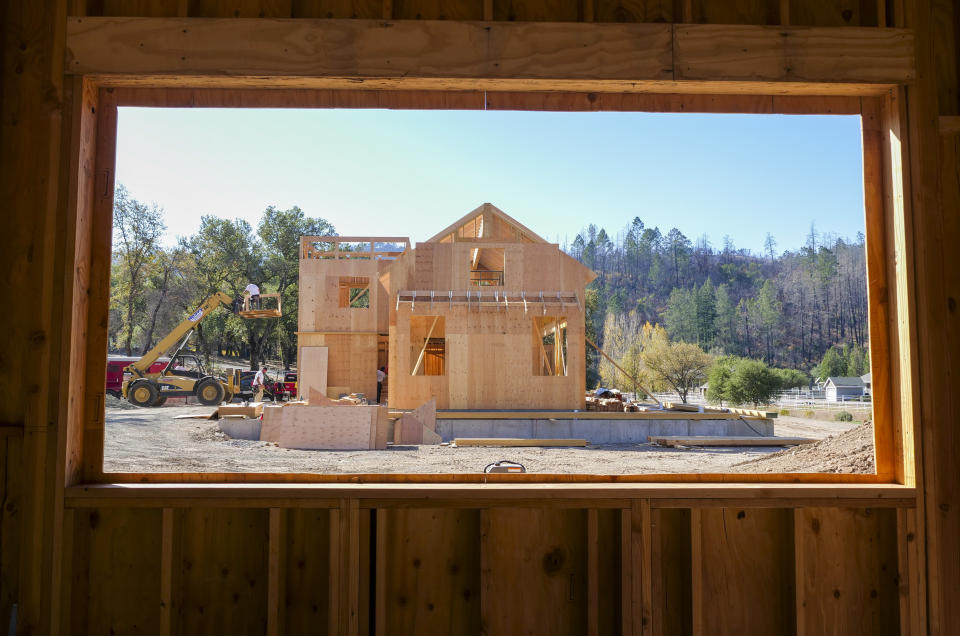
[196, 378, 226, 406]
[128, 381, 158, 408]
[152, 395, 168, 407]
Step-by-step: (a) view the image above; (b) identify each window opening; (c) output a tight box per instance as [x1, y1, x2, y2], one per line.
[470, 247, 505, 286]
[534, 316, 568, 376]
[410, 315, 445, 376]
[339, 277, 370, 308]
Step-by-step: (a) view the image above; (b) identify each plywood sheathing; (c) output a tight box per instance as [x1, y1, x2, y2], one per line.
[261, 404, 388, 450]
[393, 399, 437, 445]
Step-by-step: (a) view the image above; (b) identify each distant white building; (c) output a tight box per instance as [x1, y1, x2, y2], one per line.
[861, 372, 872, 395]
[824, 376, 866, 402]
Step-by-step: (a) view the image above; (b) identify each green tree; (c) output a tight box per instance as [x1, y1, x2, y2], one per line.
[773, 367, 809, 390]
[664, 287, 697, 344]
[696, 278, 717, 349]
[814, 345, 847, 380]
[728, 359, 782, 406]
[706, 355, 738, 406]
[112, 184, 166, 355]
[641, 340, 712, 403]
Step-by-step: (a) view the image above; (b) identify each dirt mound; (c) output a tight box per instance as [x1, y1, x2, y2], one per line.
[733, 420, 875, 474]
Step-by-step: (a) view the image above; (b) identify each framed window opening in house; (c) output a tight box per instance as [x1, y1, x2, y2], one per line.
[64, 80, 916, 487]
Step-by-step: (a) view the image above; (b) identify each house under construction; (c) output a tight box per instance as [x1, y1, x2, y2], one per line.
[298, 203, 595, 409]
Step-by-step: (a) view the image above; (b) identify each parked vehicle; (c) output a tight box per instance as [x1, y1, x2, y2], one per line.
[273, 371, 297, 401]
[106, 356, 168, 398]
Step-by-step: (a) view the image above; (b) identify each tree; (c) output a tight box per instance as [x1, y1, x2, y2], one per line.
[664, 287, 697, 343]
[112, 184, 166, 355]
[773, 367, 810, 390]
[814, 345, 847, 380]
[706, 356, 737, 406]
[641, 340, 712, 403]
[695, 278, 717, 349]
[727, 359, 782, 406]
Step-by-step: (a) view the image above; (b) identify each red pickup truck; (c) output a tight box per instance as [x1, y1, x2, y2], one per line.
[273, 371, 297, 401]
[106, 356, 168, 398]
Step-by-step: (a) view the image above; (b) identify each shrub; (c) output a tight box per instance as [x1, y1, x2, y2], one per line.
[779, 408, 791, 416]
[804, 410, 815, 418]
[835, 411, 854, 422]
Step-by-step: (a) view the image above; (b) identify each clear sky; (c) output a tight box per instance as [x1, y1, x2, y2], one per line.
[115, 107, 865, 254]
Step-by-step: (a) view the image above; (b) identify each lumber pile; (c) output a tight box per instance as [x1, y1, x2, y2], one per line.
[217, 402, 263, 419]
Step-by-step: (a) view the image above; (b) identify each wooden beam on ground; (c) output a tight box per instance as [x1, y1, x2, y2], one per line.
[727, 407, 779, 419]
[66, 18, 913, 93]
[648, 436, 815, 447]
[454, 438, 588, 447]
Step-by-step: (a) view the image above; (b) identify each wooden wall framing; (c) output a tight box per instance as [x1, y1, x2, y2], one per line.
[4, 2, 959, 634]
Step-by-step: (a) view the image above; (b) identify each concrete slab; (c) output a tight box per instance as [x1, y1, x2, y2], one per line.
[218, 417, 262, 440]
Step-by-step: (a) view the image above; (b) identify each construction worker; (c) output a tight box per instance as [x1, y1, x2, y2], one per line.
[245, 282, 260, 309]
[252, 366, 267, 402]
[376, 366, 387, 404]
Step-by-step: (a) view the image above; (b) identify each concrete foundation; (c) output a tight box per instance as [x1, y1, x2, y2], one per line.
[218, 417, 262, 440]
[436, 417, 774, 444]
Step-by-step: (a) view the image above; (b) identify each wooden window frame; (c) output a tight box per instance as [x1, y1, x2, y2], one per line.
[61, 20, 917, 490]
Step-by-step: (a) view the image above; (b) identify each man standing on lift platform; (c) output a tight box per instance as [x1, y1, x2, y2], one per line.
[245, 282, 260, 310]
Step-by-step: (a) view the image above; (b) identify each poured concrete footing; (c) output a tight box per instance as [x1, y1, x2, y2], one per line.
[436, 417, 773, 444]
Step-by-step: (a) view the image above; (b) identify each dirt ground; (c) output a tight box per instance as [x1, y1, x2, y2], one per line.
[104, 401, 874, 475]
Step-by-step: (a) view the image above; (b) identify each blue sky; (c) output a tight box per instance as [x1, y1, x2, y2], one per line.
[115, 107, 865, 254]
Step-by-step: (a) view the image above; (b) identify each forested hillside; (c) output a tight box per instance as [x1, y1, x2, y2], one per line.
[568, 217, 869, 380]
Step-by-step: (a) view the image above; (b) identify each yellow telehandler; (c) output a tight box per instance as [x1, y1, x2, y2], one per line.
[121, 291, 279, 407]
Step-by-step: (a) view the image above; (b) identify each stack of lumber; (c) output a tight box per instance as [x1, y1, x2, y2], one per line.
[216, 402, 264, 419]
[585, 394, 627, 412]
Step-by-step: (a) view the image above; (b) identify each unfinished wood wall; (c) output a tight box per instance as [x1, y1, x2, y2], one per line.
[3, 1, 959, 635]
[386, 241, 591, 409]
[57, 496, 911, 635]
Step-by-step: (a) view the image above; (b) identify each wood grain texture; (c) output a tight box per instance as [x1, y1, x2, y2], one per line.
[481, 508, 587, 635]
[795, 507, 899, 635]
[63, 507, 163, 634]
[376, 508, 480, 635]
[176, 508, 270, 635]
[674, 24, 913, 83]
[650, 508, 691, 635]
[691, 508, 795, 635]
[283, 509, 334, 634]
[67, 17, 673, 80]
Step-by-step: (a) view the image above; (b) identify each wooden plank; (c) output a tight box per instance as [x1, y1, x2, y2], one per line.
[674, 24, 913, 83]
[454, 438, 588, 447]
[283, 509, 333, 634]
[376, 508, 480, 635]
[691, 508, 795, 635]
[939, 115, 960, 134]
[299, 345, 328, 401]
[795, 507, 899, 635]
[160, 507, 174, 636]
[65, 508, 164, 634]
[648, 436, 815, 447]
[176, 508, 269, 635]
[650, 508, 691, 635]
[266, 508, 284, 636]
[481, 508, 587, 635]
[217, 402, 263, 418]
[66, 18, 914, 89]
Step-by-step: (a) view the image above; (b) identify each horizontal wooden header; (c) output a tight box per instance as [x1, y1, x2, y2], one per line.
[64, 483, 917, 509]
[67, 18, 914, 94]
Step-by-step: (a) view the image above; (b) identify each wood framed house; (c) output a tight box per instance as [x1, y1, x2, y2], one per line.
[298, 203, 596, 409]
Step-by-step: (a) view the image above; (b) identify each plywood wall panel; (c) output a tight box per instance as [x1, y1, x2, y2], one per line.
[692, 508, 795, 635]
[394, 0, 483, 19]
[97, 0, 183, 15]
[481, 508, 587, 636]
[283, 509, 334, 634]
[691, 0, 778, 24]
[795, 507, 899, 635]
[176, 508, 269, 635]
[494, 0, 581, 21]
[291, 0, 381, 17]
[188, 0, 293, 16]
[596, 0, 673, 23]
[376, 508, 481, 635]
[64, 507, 163, 635]
[651, 508, 692, 635]
[790, 0, 878, 27]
